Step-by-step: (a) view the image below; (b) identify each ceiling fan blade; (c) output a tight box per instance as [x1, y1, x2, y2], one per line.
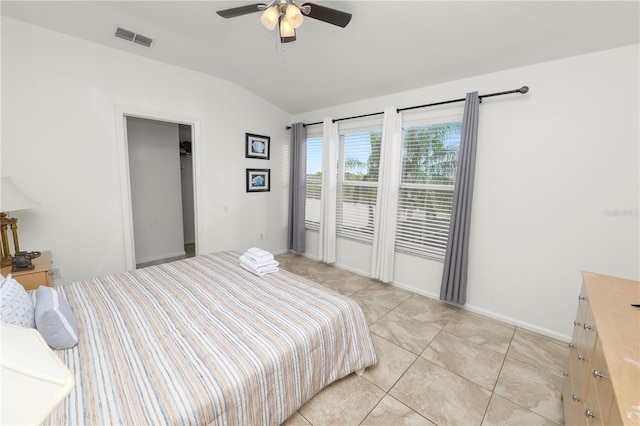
[302, 3, 352, 28]
[216, 3, 265, 19]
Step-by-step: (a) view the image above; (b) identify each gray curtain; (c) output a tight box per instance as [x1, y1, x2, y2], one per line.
[287, 123, 307, 252]
[440, 92, 479, 305]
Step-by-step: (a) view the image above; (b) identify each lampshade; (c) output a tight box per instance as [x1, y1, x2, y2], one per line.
[260, 6, 279, 30]
[1, 176, 40, 213]
[1, 323, 74, 424]
[285, 4, 304, 28]
[279, 18, 295, 38]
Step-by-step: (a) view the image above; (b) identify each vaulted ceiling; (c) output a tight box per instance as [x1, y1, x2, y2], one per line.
[2, 1, 638, 114]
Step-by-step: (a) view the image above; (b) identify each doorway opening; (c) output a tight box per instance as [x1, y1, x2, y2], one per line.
[126, 117, 195, 268]
[115, 106, 200, 271]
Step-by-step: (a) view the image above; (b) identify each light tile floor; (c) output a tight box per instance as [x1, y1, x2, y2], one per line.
[276, 252, 568, 426]
[136, 243, 196, 268]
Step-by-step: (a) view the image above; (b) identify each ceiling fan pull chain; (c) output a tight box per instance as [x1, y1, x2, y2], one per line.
[274, 29, 283, 52]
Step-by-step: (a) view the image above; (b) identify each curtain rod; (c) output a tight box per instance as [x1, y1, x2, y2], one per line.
[285, 86, 529, 130]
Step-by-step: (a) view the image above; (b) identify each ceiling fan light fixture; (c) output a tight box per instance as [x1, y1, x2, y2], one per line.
[216, 1, 352, 44]
[285, 4, 304, 28]
[260, 6, 279, 30]
[279, 17, 295, 37]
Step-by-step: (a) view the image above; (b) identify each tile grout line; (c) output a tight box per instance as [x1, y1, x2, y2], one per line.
[478, 325, 517, 425]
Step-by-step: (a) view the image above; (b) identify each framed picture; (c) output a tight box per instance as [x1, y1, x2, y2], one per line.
[246, 168, 271, 192]
[245, 133, 270, 160]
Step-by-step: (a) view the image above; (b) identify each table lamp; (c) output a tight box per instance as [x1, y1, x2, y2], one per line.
[1, 176, 40, 267]
[0, 323, 74, 424]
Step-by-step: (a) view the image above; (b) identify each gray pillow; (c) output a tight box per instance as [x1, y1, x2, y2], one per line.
[35, 285, 78, 349]
[0, 274, 35, 328]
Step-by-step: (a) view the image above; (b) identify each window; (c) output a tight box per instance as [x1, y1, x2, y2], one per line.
[395, 121, 462, 259]
[305, 136, 323, 231]
[336, 131, 381, 243]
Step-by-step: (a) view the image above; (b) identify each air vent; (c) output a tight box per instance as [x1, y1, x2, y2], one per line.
[115, 27, 135, 42]
[133, 34, 153, 48]
[114, 27, 153, 48]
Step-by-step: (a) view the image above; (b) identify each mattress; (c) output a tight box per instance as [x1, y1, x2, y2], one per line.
[45, 251, 377, 425]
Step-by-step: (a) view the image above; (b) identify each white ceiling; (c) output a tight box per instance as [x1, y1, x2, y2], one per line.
[2, 1, 638, 114]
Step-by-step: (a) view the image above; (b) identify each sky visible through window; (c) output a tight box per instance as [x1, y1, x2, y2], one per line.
[306, 136, 323, 175]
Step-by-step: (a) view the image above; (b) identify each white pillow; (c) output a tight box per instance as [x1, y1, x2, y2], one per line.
[35, 285, 78, 350]
[0, 274, 36, 328]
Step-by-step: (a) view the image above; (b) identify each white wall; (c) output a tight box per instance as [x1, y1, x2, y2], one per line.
[180, 155, 195, 245]
[296, 45, 640, 341]
[127, 117, 184, 263]
[1, 17, 291, 282]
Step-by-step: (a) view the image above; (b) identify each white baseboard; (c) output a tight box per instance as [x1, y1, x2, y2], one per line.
[375, 280, 571, 342]
[297, 252, 571, 343]
[334, 262, 370, 277]
[136, 250, 186, 264]
[272, 248, 291, 256]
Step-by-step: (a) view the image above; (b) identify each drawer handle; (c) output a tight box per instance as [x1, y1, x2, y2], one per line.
[562, 370, 569, 377]
[578, 354, 587, 361]
[568, 342, 575, 348]
[578, 295, 587, 301]
[583, 323, 594, 331]
[574, 321, 583, 327]
[572, 394, 582, 402]
[585, 409, 597, 418]
[592, 369, 606, 379]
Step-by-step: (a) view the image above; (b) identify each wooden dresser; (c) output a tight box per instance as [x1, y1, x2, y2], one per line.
[563, 272, 640, 425]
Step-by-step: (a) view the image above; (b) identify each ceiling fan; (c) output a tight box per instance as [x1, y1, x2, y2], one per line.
[216, 1, 352, 43]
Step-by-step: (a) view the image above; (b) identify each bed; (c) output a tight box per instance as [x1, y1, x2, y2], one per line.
[43, 251, 377, 425]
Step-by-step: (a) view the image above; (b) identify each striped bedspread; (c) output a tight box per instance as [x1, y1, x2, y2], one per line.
[45, 251, 377, 425]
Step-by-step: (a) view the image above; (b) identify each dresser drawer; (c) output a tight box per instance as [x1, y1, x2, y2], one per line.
[569, 345, 588, 401]
[591, 339, 615, 425]
[563, 374, 582, 426]
[585, 375, 604, 425]
[10, 269, 51, 290]
[574, 328, 594, 391]
[578, 285, 589, 322]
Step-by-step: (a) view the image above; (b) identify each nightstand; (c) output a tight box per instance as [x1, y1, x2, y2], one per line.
[1, 251, 52, 290]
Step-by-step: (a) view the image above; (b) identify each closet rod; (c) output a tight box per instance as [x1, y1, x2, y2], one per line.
[285, 85, 529, 130]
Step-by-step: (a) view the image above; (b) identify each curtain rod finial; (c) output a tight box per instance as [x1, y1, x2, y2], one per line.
[519, 86, 529, 94]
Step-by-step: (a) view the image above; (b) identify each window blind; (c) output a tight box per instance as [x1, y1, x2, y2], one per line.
[395, 122, 461, 258]
[305, 136, 323, 231]
[336, 131, 381, 243]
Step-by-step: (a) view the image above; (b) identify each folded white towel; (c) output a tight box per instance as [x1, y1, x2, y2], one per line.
[242, 252, 275, 266]
[239, 254, 279, 271]
[240, 263, 279, 277]
[247, 247, 274, 259]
